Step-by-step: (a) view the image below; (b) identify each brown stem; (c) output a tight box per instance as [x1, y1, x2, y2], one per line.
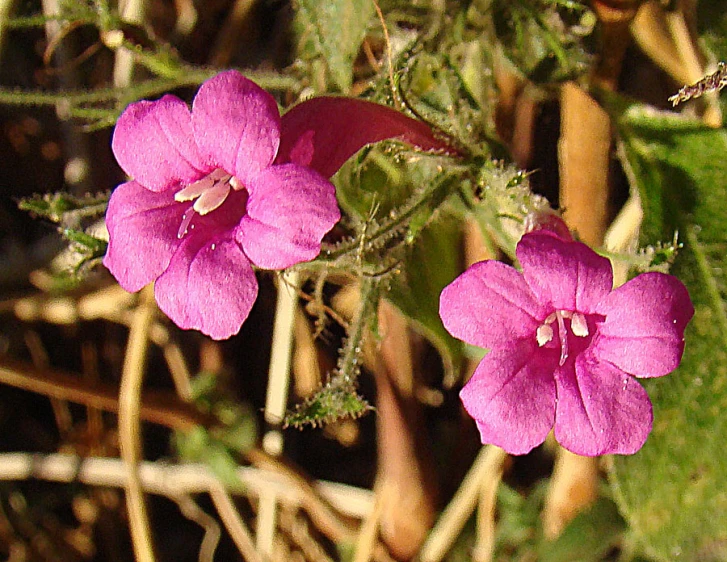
[558, 82, 612, 246]
[0, 357, 213, 431]
[372, 300, 438, 561]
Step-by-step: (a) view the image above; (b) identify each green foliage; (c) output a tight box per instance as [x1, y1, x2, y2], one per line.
[470, 163, 551, 259]
[610, 105, 727, 561]
[174, 372, 258, 491]
[295, 0, 375, 91]
[18, 192, 110, 279]
[387, 211, 466, 383]
[284, 382, 373, 428]
[494, 481, 548, 557]
[399, 51, 490, 153]
[444, 482, 625, 561]
[0, 4, 298, 129]
[285, 278, 380, 428]
[324, 146, 470, 384]
[492, 0, 595, 83]
[18, 192, 109, 225]
[538, 498, 626, 561]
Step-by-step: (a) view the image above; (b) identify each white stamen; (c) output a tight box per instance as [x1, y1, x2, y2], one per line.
[193, 180, 231, 215]
[173, 169, 245, 239]
[175, 176, 214, 202]
[229, 176, 243, 190]
[536, 324, 554, 346]
[571, 312, 589, 337]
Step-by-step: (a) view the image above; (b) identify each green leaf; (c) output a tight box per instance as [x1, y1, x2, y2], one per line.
[62, 229, 108, 258]
[538, 498, 626, 562]
[387, 210, 466, 384]
[295, 0, 375, 91]
[18, 192, 109, 225]
[492, 0, 595, 84]
[174, 427, 245, 492]
[284, 384, 373, 428]
[174, 372, 258, 491]
[610, 105, 727, 561]
[328, 148, 468, 383]
[285, 278, 380, 428]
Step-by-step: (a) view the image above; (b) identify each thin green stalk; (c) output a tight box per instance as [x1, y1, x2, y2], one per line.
[0, 69, 300, 115]
[335, 276, 380, 388]
[284, 277, 381, 427]
[321, 169, 464, 263]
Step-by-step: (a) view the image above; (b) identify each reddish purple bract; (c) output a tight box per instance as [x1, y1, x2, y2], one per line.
[439, 229, 694, 456]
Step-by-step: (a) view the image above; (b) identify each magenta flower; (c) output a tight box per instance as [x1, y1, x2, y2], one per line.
[105, 70, 451, 340]
[439, 230, 693, 456]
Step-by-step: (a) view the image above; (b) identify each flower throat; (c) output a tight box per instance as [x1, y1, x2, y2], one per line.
[536, 310, 590, 366]
[175, 168, 244, 239]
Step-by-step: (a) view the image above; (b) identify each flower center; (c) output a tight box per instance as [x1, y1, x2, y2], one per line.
[174, 168, 244, 239]
[536, 310, 589, 366]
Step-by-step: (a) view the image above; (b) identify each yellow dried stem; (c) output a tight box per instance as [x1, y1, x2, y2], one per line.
[543, 450, 600, 538]
[632, 1, 722, 127]
[119, 285, 156, 562]
[419, 446, 508, 562]
[558, 82, 612, 246]
[292, 308, 323, 398]
[209, 0, 257, 67]
[209, 484, 265, 562]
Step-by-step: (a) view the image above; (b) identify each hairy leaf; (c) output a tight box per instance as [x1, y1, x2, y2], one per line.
[295, 0, 375, 91]
[610, 105, 727, 561]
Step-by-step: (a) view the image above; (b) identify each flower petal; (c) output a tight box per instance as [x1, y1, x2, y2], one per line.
[593, 272, 693, 377]
[553, 354, 653, 456]
[112, 95, 207, 192]
[103, 181, 183, 292]
[461, 340, 557, 455]
[276, 97, 456, 179]
[192, 70, 280, 186]
[236, 164, 340, 269]
[517, 232, 613, 313]
[439, 261, 548, 349]
[154, 235, 257, 340]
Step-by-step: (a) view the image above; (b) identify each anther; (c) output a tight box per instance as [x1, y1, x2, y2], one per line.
[537, 324, 554, 346]
[571, 312, 589, 337]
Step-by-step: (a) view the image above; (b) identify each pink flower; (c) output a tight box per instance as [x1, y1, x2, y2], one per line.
[105, 70, 451, 340]
[439, 229, 694, 456]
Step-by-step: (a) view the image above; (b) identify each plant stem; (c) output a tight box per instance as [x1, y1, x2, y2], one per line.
[320, 170, 462, 264]
[119, 286, 156, 562]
